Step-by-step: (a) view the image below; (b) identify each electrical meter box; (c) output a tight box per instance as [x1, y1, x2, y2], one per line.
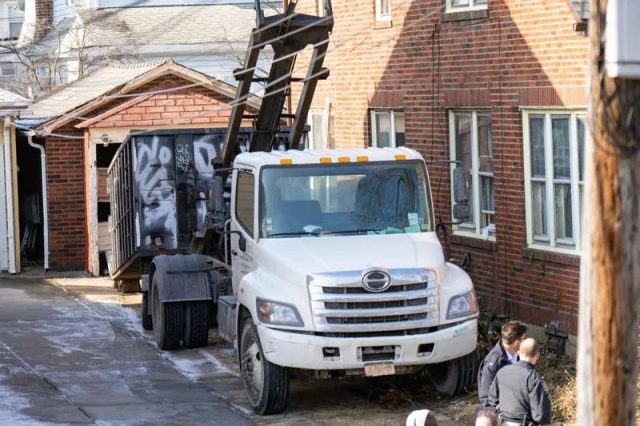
[605, 0, 640, 79]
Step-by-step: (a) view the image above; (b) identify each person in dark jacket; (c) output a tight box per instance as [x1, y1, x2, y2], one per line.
[478, 320, 527, 406]
[488, 338, 552, 426]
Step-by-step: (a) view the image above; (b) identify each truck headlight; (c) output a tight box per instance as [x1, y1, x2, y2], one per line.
[446, 291, 478, 320]
[256, 298, 304, 327]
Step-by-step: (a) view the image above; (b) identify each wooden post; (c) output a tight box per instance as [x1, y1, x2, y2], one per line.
[577, 0, 640, 423]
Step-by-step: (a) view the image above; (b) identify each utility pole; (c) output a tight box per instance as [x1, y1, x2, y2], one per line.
[577, 0, 640, 423]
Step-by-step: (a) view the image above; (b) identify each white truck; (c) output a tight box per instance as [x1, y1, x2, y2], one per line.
[107, 0, 478, 415]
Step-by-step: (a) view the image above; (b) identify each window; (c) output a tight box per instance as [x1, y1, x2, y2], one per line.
[308, 109, 335, 149]
[0, 63, 16, 77]
[235, 171, 255, 237]
[523, 111, 586, 253]
[446, 0, 487, 12]
[449, 110, 494, 237]
[6, 3, 24, 39]
[376, 0, 391, 20]
[370, 110, 405, 148]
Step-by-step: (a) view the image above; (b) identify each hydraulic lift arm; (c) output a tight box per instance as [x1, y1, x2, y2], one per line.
[220, 0, 334, 167]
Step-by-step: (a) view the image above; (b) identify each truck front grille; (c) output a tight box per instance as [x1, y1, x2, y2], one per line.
[308, 268, 439, 336]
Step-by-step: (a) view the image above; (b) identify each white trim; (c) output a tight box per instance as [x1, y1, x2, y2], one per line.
[522, 109, 587, 255]
[375, 0, 392, 21]
[445, 0, 487, 13]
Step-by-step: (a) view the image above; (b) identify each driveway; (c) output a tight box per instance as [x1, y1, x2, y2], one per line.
[0, 274, 464, 425]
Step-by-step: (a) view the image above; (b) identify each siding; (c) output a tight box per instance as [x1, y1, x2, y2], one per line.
[53, 0, 75, 25]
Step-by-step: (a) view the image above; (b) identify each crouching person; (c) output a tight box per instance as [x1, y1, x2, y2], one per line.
[488, 338, 551, 426]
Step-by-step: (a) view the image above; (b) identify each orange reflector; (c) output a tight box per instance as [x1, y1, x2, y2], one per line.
[395, 154, 407, 161]
[319, 157, 332, 164]
[280, 159, 293, 165]
[338, 156, 350, 163]
[356, 156, 369, 162]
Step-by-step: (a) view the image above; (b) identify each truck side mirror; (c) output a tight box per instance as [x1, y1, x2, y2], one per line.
[452, 166, 471, 221]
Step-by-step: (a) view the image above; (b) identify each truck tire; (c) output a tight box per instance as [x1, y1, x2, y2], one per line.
[151, 280, 184, 350]
[183, 301, 209, 348]
[239, 318, 289, 415]
[429, 351, 478, 396]
[141, 291, 153, 331]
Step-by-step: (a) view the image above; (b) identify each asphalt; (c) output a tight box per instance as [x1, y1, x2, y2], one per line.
[0, 276, 250, 425]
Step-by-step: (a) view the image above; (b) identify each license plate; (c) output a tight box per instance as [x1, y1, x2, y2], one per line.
[364, 362, 395, 377]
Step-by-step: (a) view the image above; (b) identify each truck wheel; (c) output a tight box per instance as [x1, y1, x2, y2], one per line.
[141, 291, 153, 331]
[239, 318, 289, 415]
[183, 301, 209, 348]
[151, 282, 184, 350]
[429, 351, 478, 396]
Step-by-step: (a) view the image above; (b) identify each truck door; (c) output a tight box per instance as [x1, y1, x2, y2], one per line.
[230, 168, 257, 293]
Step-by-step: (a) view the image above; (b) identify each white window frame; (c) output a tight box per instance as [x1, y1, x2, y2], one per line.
[522, 109, 586, 255]
[316, 0, 327, 17]
[308, 108, 326, 149]
[445, 0, 487, 13]
[370, 109, 404, 148]
[449, 110, 494, 239]
[375, 0, 391, 21]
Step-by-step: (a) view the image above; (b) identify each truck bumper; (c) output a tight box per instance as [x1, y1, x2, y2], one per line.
[257, 318, 477, 370]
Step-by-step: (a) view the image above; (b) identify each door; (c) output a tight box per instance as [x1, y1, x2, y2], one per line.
[231, 168, 257, 293]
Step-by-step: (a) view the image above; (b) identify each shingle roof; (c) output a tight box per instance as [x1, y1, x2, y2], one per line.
[25, 60, 166, 119]
[77, 3, 273, 47]
[572, 0, 589, 20]
[0, 88, 31, 107]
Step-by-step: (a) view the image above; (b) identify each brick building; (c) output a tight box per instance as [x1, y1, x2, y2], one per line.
[296, 0, 589, 337]
[19, 60, 259, 273]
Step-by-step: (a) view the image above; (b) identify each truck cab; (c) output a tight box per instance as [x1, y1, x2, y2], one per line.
[225, 147, 478, 413]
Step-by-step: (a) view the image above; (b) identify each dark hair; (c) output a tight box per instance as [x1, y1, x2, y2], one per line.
[501, 321, 527, 344]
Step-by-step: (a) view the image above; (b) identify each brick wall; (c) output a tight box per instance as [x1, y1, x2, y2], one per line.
[45, 126, 86, 270]
[294, 0, 588, 333]
[34, 0, 53, 39]
[45, 73, 252, 271]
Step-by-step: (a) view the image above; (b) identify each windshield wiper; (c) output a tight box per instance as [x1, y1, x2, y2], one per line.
[322, 228, 383, 235]
[267, 231, 320, 237]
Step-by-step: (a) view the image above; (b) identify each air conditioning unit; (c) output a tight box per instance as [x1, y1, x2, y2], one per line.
[605, 0, 640, 79]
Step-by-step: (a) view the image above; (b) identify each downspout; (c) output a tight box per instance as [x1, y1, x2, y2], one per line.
[26, 131, 49, 271]
[3, 120, 16, 273]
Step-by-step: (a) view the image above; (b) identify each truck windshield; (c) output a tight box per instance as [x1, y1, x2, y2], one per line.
[259, 160, 433, 238]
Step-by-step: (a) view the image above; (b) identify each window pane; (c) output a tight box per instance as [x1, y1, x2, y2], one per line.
[394, 112, 406, 147]
[475, 0, 487, 4]
[529, 116, 546, 178]
[577, 116, 587, 182]
[454, 113, 474, 227]
[552, 117, 571, 179]
[311, 113, 324, 149]
[532, 181, 547, 239]
[380, 0, 390, 15]
[451, 0, 470, 7]
[554, 183, 573, 242]
[374, 112, 391, 148]
[478, 114, 493, 173]
[236, 172, 255, 237]
[480, 176, 494, 228]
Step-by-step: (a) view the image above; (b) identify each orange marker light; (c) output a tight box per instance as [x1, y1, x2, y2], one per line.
[395, 154, 407, 161]
[338, 156, 350, 163]
[319, 157, 332, 164]
[280, 158, 293, 165]
[356, 156, 369, 162]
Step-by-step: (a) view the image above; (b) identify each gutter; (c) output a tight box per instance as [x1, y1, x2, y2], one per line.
[26, 131, 49, 271]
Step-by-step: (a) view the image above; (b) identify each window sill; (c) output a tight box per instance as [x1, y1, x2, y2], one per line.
[374, 19, 393, 29]
[522, 247, 580, 267]
[450, 233, 497, 251]
[442, 8, 488, 22]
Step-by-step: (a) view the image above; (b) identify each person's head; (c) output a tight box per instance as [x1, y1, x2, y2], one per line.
[519, 337, 542, 364]
[405, 409, 438, 426]
[475, 409, 498, 426]
[501, 320, 527, 352]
